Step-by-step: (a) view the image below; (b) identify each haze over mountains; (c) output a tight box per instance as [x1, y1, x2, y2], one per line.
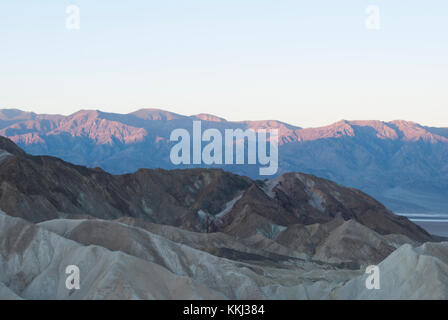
[1, 108, 447, 213]
[1, 136, 447, 299]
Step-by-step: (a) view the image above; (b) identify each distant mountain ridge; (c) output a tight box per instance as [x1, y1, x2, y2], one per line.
[0, 108, 447, 212]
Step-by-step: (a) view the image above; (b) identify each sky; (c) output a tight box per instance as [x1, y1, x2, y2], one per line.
[0, 0, 447, 128]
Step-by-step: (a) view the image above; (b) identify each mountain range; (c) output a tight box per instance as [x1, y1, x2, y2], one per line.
[1, 135, 447, 299]
[1, 108, 447, 213]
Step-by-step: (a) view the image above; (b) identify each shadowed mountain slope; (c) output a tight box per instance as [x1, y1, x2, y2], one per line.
[0, 136, 431, 243]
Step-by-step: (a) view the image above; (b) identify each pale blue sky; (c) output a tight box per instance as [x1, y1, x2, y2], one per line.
[0, 0, 447, 127]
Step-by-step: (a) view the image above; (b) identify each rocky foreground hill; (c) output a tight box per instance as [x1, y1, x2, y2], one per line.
[0, 136, 447, 299]
[1, 108, 447, 212]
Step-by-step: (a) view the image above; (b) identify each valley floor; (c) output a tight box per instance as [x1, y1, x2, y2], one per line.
[397, 213, 448, 238]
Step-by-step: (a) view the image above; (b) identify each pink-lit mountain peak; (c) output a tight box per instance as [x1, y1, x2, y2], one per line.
[1, 108, 447, 146]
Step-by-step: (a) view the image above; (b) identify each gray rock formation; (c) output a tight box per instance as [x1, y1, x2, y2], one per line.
[0, 138, 445, 300]
[1, 210, 445, 299]
[334, 242, 448, 299]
